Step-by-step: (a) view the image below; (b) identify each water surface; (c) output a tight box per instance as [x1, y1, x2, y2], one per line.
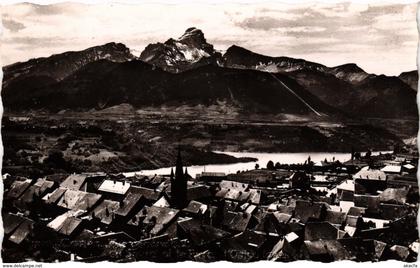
[123, 151, 388, 178]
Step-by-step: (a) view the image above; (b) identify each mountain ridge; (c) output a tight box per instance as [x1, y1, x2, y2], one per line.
[2, 27, 417, 119]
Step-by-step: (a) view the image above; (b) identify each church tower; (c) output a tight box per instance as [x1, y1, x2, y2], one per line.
[171, 148, 188, 208]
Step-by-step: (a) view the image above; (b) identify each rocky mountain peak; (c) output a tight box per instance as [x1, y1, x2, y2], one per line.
[140, 27, 221, 73]
[178, 27, 207, 47]
[329, 63, 371, 84]
[331, 63, 365, 74]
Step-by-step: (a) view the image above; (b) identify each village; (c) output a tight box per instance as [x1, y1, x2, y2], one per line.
[2, 148, 419, 263]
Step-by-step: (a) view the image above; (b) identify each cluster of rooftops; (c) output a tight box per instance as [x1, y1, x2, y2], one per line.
[2, 151, 419, 262]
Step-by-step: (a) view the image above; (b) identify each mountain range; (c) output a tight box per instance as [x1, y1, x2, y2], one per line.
[2, 27, 418, 119]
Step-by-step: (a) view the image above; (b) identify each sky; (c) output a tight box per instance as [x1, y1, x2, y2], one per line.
[0, 1, 418, 75]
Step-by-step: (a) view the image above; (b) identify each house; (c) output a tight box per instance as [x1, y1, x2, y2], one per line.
[47, 210, 85, 237]
[129, 206, 179, 238]
[182, 200, 208, 218]
[6, 179, 32, 200]
[276, 204, 295, 215]
[343, 215, 363, 237]
[402, 163, 416, 174]
[186, 184, 212, 202]
[324, 210, 346, 228]
[196, 172, 227, 182]
[347, 207, 366, 217]
[98, 180, 131, 201]
[14, 178, 55, 211]
[129, 186, 161, 203]
[177, 218, 230, 248]
[248, 189, 262, 205]
[219, 180, 250, 191]
[114, 192, 144, 222]
[389, 245, 410, 261]
[353, 194, 380, 214]
[33, 178, 56, 196]
[272, 212, 292, 226]
[379, 188, 409, 204]
[353, 168, 387, 195]
[44, 187, 67, 205]
[91, 199, 121, 225]
[215, 187, 261, 205]
[282, 231, 302, 257]
[5, 215, 35, 245]
[380, 165, 401, 174]
[336, 179, 354, 202]
[94, 231, 135, 244]
[253, 212, 282, 237]
[339, 238, 387, 261]
[387, 173, 418, 189]
[42, 187, 69, 216]
[289, 172, 310, 190]
[70, 230, 99, 258]
[60, 173, 106, 192]
[223, 229, 267, 262]
[304, 222, 339, 241]
[193, 250, 220, 262]
[222, 211, 252, 233]
[294, 200, 328, 223]
[3, 213, 27, 238]
[267, 238, 285, 261]
[359, 226, 391, 240]
[56, 189, 102, 212]
[60, 174, 90, 191]
[153, 196, 170, 208]
[302, 240, 351, 261]
[379, 203, 408, 220]
[126, 234, 191, 262]
[76, 192, 103, 211]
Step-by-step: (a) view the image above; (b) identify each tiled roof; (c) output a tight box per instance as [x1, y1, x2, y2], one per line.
[8, 217, 34, 245]
[60, 174, 88, 190]
[98, 180, 131, 195]
[7, 179, 32, 199]
[3, 213, 26, 235]
[178, 218, 230, 247]
[91, 199, 121, 225]
[353, 169, 386, 181]
[114, 192, 143, 217]
[44, 187, 67, 204]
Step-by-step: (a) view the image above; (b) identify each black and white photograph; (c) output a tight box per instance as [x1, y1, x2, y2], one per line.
[1, 0, 419, 264]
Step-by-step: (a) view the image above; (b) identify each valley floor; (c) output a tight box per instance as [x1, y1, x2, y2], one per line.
[2, 111, 417, 178]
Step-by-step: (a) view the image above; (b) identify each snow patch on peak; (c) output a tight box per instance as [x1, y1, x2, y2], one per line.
[175, 42, 210, 63]
[255, 61, 280, 73]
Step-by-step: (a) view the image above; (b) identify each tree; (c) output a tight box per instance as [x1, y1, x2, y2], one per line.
[45, 150, 66, 169]
[365, 149, 372, 159]
[275, 162, 281, 169]
[266, 160, 275, 170]
[255, 163, 259, 169]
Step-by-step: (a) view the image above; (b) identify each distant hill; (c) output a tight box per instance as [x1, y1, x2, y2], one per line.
[222, 45, 328, 73]
[2, 42, 135, 106]
[399, 70, 418, 91]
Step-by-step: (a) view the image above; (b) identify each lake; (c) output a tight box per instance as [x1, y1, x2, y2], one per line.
[123, 151, 390, 178]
